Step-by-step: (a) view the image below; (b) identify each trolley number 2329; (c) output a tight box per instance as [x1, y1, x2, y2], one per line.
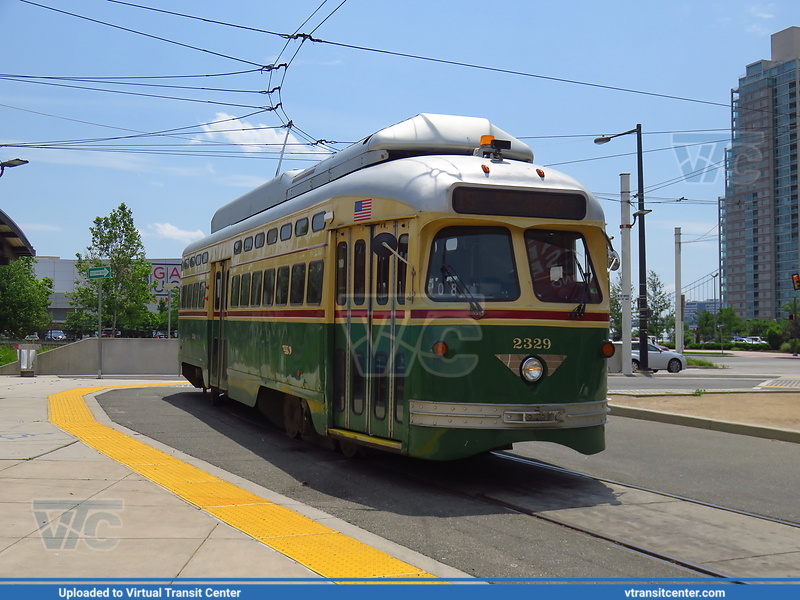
[512, 337, 552, 350]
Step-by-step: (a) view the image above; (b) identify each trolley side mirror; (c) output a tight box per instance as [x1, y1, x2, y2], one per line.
[371, 232, 398, 257]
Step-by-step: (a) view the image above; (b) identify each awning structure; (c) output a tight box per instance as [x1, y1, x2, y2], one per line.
[0, 208, 35, 264]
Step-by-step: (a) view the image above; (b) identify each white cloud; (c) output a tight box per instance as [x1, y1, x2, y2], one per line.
[200, 112, 330, 157]
[146, 223, 204, 244]
[749, 3, 776, 19]
[19, 223, 62, 232]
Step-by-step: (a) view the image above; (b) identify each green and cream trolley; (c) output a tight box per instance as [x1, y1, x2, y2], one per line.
[179, 113, 617, 460]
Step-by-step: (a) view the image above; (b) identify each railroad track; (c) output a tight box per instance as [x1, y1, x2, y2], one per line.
[158, 393, 800, 580]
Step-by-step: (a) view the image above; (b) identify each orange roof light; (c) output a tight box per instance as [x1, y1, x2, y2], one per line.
[480, 135, 495, 146]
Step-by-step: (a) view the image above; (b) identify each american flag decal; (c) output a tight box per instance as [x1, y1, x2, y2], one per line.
[354, 199, 372, 222]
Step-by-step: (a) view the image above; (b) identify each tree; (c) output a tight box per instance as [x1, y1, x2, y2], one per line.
[646, 270, 673, 341]
[0, 257, 53, 337]
[69, 203, 155, 335]
[153, 287, 180, 335]
[717, 306, 744, 342]
[695, 310, 717, 343]
[609, 273, 634, 341]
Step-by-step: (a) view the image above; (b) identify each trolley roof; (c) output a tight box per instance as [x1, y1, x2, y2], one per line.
[210, 114, 534, 233]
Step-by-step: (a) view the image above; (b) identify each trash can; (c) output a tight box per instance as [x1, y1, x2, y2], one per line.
[15, 343, 39, 377]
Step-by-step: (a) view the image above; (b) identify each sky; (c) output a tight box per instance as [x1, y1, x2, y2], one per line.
[2, 0, 800, 300]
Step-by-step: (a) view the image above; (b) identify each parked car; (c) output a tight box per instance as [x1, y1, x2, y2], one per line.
[44, 330, 66, 341]
[745, 336, 766, 344]
[632, 342, 687, 373]
[23, 333, 39, 341]
[730, 336, 749, 344]
[101, 329, 121, 338]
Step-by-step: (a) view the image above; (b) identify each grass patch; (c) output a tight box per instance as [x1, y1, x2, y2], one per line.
[686, 356, 727, 369]
[0, 346, 18, 366]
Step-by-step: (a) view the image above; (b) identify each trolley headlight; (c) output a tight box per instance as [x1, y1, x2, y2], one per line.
[520, 357, 544, 382]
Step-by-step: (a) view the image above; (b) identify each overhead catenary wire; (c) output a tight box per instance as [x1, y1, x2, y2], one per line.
[23, 0, 731, 110]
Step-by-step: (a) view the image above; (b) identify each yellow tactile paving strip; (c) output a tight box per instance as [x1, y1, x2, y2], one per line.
[48, 384, 436, 581]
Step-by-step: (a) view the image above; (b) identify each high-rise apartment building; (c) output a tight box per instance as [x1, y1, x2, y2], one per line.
[722, 26, 800, 319]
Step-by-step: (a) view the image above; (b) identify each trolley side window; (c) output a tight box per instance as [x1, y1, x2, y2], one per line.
[290, 263, 307, 305]
[336, 242, 348, 306]
[397, 234, 409, 305]
[230, 275, 241, 308]
[251, 271, 263, 307]
[524, 229, 602, 304]
[307, 260, 324, 305]
[426, 226, 519, 302]
[263, 268, 276, 306]
[240, 273, 251, 307]
[353, 239, 366, 306]
[214, 272, 222, 310]
[376, 252, 389, 306]
[275, 266, 290, 305]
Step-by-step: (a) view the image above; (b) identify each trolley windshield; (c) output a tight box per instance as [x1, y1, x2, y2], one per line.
[524, 229, 602, 304]
[426, 226, 520, 302]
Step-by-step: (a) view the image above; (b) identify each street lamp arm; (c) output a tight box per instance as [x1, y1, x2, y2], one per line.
[594, 127, 639, 144]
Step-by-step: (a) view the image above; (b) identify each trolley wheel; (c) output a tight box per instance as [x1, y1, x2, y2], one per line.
[283, 396, 303, 439]
[667, 358, 682, 373]
[631, 359, 640, 372]
[338, 439, 360, 458]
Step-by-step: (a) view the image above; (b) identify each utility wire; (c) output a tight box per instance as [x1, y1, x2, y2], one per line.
[19, 0, 269, 68]
[0, 76, 278, 110]
[81, 0, 731, 109]
[0, 73, 273, 95]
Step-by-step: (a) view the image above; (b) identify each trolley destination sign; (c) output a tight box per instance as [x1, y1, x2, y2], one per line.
[87, 266, 111, 279]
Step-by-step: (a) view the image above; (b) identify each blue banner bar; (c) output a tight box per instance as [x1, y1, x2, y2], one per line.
[1, 581, 799, 600]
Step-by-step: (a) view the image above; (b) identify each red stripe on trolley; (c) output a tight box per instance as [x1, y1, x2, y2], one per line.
[409, 309, 610, 322]
[213, 309, 326, 318]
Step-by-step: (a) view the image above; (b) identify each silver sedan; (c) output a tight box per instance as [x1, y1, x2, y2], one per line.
[632, 342, 687, 373]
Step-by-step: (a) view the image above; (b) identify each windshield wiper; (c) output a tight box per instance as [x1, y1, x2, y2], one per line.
[570, 259, 589, 319]
[440, 262, 485, 319]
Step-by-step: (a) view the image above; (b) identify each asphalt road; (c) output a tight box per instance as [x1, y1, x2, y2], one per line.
[97, 387, 695, 580]
[611, 352, 800, 392]
[96, 382, 800, 579]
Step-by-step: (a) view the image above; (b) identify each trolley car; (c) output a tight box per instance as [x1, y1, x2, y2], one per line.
[178, 113, 617, 460]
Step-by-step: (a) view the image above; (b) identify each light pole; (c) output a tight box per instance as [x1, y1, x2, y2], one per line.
[0, 158, 29, 178]
[595, 125, 651, 372]
[712, 272, 720, 354]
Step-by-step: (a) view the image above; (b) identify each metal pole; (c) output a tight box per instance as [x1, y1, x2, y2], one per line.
[675, 227, 683, 354]
[620, 173, 633, 375]
[97, 279, 103, 379]
[636, 124, 650, 372]
[167, 290, 172, 339]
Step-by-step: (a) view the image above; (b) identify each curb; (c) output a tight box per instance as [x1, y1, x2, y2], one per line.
[608, 404, 800, 445]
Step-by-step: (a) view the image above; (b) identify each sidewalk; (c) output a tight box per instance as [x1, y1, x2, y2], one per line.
[0, 376, 468, 581]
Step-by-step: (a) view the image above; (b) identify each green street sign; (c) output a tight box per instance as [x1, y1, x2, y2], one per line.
[87, 266, 111, 279]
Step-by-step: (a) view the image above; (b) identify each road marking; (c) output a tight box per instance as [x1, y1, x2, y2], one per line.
[49, 384, 436, 581]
